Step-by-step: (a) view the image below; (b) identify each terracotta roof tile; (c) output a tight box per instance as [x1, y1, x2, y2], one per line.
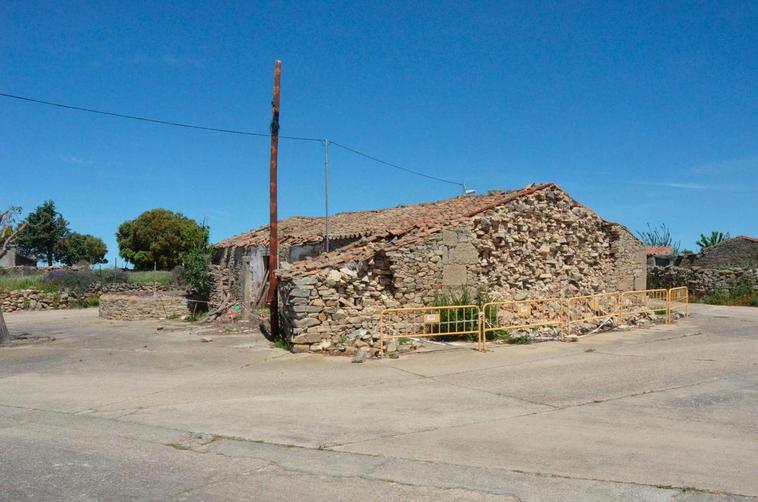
[646, 246, 674, 256]
[216, 183, 554, 249]
[279, 183, 561, 276]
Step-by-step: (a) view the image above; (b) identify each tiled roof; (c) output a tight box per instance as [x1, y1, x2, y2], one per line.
[279, 183, 567, 276]
[646, 246, 674, 256]
[215, 183, 554, 249]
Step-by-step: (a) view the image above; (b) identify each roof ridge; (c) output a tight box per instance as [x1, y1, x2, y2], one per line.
[215, 182, 556, 250]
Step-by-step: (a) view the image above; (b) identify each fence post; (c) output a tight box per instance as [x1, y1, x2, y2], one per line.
[478, 308, 484, 352]
[616, 292, 622, 326]
[379, 314, 385, 356]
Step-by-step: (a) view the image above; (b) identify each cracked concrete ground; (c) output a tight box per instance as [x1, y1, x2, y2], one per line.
[1, 304, 756, 501]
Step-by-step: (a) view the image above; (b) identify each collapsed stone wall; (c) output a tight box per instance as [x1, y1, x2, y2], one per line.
[99, 293, 189, 320]
[648, 266, 758, 295]
[279, 186, 646, 353]
[209, 264, 240, 307]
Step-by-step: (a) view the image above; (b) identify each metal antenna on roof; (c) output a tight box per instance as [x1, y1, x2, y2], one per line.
[323, 138, 330, 252]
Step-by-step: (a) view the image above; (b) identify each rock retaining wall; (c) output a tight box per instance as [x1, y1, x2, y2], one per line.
[99, 293, 189, 321]
[648, 266, 758, 295]
[0, 290, 83, 312]
[0, 283, 169, 312]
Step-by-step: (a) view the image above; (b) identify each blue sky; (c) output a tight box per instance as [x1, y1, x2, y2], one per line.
[1, 1, 756, 264]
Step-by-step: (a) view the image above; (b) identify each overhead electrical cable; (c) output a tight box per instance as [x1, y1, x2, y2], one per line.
[0, 91, 464, 188]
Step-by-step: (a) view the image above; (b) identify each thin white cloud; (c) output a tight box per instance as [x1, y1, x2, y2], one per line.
[685, 155, 758, 175]
[161, 55, 204, 69]
[60, 155, 96, 166]
[625, 181, 756, 192]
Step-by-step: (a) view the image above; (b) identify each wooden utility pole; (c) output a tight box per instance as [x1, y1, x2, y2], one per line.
[267, 60, 282, 339]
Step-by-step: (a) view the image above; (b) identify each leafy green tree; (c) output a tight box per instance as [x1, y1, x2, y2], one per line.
[117, 209, 208, 270]
[60, 232, 108, 265]
[696, 231, 730, 250]
[17, 200, 70, 266]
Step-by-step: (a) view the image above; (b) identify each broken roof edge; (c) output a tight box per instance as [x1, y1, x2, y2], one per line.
[277, 182, 559, 279]
[213, 184, 543, 250]
[277, 182, 645, 280]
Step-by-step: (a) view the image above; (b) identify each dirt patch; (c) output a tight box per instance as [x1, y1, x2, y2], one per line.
[1, 332, 56, 347]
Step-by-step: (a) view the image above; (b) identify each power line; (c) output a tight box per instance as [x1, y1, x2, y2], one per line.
[0, 91, 322, 142]
[1, 91, 465, 188]
[330, 141, 464, 188]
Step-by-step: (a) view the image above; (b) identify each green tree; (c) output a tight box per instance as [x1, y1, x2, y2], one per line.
[696, 231, 730, 250]
[17, 200, 70, 266]
[60, 232, 108, 265]
[117, 209, 208, 270]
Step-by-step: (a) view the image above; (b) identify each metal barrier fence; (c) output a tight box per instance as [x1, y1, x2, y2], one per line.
[378, 287, 692, 353]
[566, 292, 622, 337]
[482, 297, 565, 341]
[379, 304, 482, 355]
[620, 289, 669, 324]
[668, 286, 689, 322]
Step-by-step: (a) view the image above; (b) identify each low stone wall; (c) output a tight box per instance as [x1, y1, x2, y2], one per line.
[91, 282, 168, 294]
[0, 289, 82, 312]
[0, 283, 169, 313]
[648, 266, 758, 295]
[99, 293, 189, 321]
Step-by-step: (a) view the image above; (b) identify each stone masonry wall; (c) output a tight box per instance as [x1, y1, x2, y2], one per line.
[1, 290, 80, 312]
[0, 283, 166, 312]
[209, 264, 240, 307]
[99, 293, 189, 321]
[682, 239, 758, 269]
[279, 186, 646, 354]
[648, 266, 758, 295]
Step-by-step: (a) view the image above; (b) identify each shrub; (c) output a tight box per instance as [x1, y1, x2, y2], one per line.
[94, 268, 128, 284]
[180, 246, 211, 298]
[43, 269, 98, 294]
[431, 287, 494, 342]
[698, 276, 758, 306]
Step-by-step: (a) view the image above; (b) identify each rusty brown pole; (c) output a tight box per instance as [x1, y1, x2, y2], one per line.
[267, 60, 282, 339]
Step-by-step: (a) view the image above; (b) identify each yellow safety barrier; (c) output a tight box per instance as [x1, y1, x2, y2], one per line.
[565, 292, 621, 337]
[482, 298, 565, 343]
[620, 289, 669, 324]
[668, 286, 689, 322]
[378, 287, 693, 354]
[379, 304, 482, 354]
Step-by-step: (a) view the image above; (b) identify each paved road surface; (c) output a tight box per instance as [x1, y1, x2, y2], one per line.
[1, 305, 756, 501]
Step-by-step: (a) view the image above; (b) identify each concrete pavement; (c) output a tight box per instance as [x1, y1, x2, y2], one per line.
[1, 305, 756, 500]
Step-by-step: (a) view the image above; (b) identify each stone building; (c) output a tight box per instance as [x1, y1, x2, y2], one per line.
[677, 236, 758, 269]
[214, 183, 646, 351]
[646, 246, 675, 267]
[0, 248, 36, 269]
